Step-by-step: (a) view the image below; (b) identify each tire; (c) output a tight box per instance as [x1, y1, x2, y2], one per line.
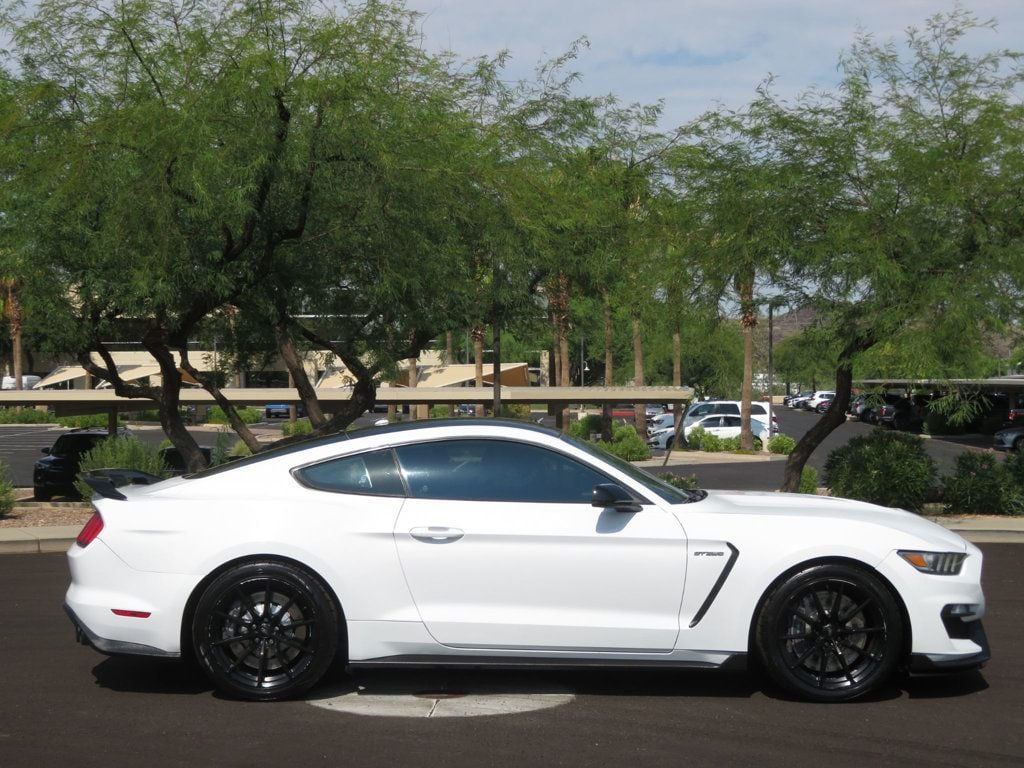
[33, 487, 52, 501]
[755, 564, 903, 702]
[816, 403, 829, 414]
[192, 561, 340, 701]
[665, 436, 674, 451]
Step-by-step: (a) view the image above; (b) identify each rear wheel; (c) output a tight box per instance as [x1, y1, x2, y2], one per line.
[33, 487, 52, 501]
[192, 561, 340, 701]
[755, 564, 903, 702]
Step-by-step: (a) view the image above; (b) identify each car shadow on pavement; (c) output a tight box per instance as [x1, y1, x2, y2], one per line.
[901, 670, 989, 699]
[91, 657, 212, 696]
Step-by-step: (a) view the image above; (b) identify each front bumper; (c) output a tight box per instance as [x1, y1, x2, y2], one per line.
[909, 618, 990, 674]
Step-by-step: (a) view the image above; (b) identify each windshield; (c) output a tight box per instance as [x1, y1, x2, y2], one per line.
[51, 434, 105, 457]
[560, 432, 702, 505]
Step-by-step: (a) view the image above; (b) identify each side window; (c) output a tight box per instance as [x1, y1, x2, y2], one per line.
[295, 449, 405, 496]
[394, 439, 613, 503]
[719, 404, 739, 415]
[688, 404, 711, 418]
[751, 403, 767, 416]
[723, 416, 742, 428]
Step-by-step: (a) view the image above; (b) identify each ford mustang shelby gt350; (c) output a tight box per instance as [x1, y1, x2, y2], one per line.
[65, 419, 988, 701]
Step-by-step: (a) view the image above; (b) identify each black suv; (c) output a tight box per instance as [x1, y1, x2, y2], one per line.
[33, 428, 128, 500]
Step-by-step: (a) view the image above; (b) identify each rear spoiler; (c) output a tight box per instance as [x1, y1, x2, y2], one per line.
[82, 469, 165, 501]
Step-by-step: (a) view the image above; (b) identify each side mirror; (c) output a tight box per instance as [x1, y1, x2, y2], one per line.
[592, 483, 641, 513]
[40, 447, 50, 455]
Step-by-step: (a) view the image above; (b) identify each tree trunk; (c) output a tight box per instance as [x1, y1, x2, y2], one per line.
[4, 281, 23, 391]
[672, 318, 683, 432]
[602, 290, 614, 441]
[472, 326, 485, 417]
[492, 322, 502, 416]
[275, 325, 326, 428]
[631, 310, 646, 437]
[780, 337, 871, 492]
[737, 275, 756, 451]
[408, 355, 418, 420]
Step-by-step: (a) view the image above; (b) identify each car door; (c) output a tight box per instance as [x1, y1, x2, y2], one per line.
[393, 438, 687, 652]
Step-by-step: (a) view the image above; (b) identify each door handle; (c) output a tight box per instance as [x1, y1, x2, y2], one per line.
[409, 526, 465, 543]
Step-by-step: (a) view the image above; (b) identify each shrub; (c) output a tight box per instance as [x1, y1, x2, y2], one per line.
[0, 462, 15, 518]
[720, 435, 762, 452]
[207, 406, 262, 425]
[594, 426, 651, 461]
[229, 440, 253, 458]
[500, 404, 532, 421]
[282, 418, 313, 437]
[768, 434, 796, 455]
[922, 410, 964, 436]
[824, 430, 936, 511]
[73, 437, 170, 499]
[57, 413, 118, 429]
[0, 407, 55, 424]
[687, 427, 723, 453]
[799, 466, 819, 495]
[659, 472, 699, 491]
[429, 405, 453, 419]
[569, 414, 605, 440]
[942, 452, 1022, 516]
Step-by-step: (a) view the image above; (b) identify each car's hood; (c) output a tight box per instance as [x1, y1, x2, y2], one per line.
[702, 490, 968, 551]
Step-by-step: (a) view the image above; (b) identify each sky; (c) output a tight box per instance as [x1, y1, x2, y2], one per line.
[404, 1, 1024, 129]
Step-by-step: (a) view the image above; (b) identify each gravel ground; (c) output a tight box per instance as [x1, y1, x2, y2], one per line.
[0, 490, 92, 528]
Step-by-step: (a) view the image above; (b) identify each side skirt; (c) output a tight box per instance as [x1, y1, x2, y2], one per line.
[349, 653, 748, 672]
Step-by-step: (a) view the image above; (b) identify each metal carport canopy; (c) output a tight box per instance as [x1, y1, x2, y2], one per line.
[858, 376, 1024, 392]
[0, 385, 694, 415]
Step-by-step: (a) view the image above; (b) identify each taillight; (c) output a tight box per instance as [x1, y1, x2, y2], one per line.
[76, 512, 104, 548]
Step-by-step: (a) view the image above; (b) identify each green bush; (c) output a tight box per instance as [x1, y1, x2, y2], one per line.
[282, 418, 313, 437]
[500, 404, 532, 421]
[659, 472, 699, 491]
[593, 426, 650, 461]
[207, 406, 262, 425]
[799, 466, 819, 495]
[0, 462, 15, 518]
[768, 434, 797, 455]
[942, 453, 1022, 516]
[73, 437, 170, 499]
[720, 435, 762, 452]
[0, 407, 55, 424]
[57, 413, 118, 429]
[569, 414, 605, 440]
[687, 427, 723, 452]
[229, 440, 253, 458]
[923, 410, 964, 436]
[429, 405, 453, 419]
[824, 430, 936, 511]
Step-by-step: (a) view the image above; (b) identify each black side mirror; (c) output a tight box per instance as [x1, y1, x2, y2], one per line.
[592, 483, 641, 513]
[40, 447, 50, 455]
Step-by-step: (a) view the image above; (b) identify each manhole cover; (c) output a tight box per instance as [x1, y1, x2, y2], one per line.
[309, 675, 574, 718]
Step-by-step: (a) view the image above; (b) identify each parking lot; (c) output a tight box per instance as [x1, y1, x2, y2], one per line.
[1, 545, 1021, 767]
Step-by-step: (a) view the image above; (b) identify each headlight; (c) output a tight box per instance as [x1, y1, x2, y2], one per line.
[898, 550, 966, 575]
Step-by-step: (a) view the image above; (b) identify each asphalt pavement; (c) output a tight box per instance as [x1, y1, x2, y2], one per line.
[2, 547, 1020, 767]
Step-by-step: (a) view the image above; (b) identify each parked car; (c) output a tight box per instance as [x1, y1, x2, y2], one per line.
[801, 391, 835, 412]
[993, 425, 1024, 452]
[682, 400, 777, 433]
[265, 403, 306, 419]
[858, 393, 903, 425]
[787, 391, 814, 408]
[33, 428, 131, 501]
[878, 395, 932, 431]
[66, 419, 988, 703]
[682, 414, 770, 445]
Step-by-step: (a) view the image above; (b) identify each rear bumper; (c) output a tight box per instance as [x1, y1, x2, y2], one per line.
[65, 603, 179, 658]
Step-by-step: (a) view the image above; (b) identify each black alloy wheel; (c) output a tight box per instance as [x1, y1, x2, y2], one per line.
[193, 561, 340, 701]
[755, 564, 903, 702]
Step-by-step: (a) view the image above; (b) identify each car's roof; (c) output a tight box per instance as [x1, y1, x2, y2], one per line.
[187, 418, 558, 479]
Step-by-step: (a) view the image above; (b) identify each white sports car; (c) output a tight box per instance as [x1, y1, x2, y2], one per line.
[65, 420, 988, 702]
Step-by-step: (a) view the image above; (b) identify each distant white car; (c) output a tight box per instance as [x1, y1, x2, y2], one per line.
[65, 419, 989, 703]
[647, 415, 768, 450]
[804, 391, 837, 412]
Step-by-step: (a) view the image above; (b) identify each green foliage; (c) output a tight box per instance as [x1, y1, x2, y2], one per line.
[229, 441, 253, 458]
[207, 406, 262, 425]
[282, 419, 313, 437]
[0, 462, 15, 518]
[942, 453, 1023, 516]
[0, 408, 54, 424]
[429, 405, 453, 419]
[659, 473, 699, 491]
[209, 430, 234, 467]
[569, 414, 605, 440]
[799, 466, 819, 495]
[73, 437, 170, 500]
[720, 435, 762, 452]
[824, 431, 937, 511]
[499, 404, 533, 421]
[768, 434, 797, 454]
[57, 414, 118, 429]
[592, 426, 651, 461]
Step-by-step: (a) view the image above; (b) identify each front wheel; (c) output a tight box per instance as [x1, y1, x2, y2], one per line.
[755, 564, 903, 702]
[192, 561, 340, 701]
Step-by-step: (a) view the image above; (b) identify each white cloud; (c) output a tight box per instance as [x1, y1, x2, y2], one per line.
[406, 0, 1024, 127]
